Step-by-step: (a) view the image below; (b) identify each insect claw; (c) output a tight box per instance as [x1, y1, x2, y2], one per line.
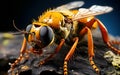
[8, 69, 12, 74]
[33, 61, 45, 68]
[33, 63, 41, 68]
[8, 63, 12, 66]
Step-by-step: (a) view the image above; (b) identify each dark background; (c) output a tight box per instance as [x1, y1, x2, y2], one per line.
[2, 0, 120, 36]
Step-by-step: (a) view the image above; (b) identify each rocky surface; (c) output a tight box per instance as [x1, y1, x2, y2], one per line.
[0, 30, 120, 75]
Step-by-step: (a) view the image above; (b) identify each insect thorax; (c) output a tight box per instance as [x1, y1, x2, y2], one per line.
[38, 10, 86, 44]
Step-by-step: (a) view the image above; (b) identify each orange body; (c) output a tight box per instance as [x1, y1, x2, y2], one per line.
[33, 10, 97, 29]
[32, 10, 98, 43]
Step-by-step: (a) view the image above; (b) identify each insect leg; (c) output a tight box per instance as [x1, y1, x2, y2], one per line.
[81, 27, 100, 74]
[64, 37, 78, 75]
[79, 18, 97, 36]
[38, 39, 65, 65]
[96, 19, 120, 54]
[86, 17, 98, 29]
[109, 40, 120, 46]
[8, 37, 27, 73]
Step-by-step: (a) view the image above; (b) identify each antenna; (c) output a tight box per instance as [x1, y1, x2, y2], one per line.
[12, 20, 29, 35]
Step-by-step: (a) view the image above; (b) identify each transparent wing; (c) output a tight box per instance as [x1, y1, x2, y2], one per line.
[51, 1, 84, 16]
[56, 1, 84, 10]
[73, 5, 113, 20]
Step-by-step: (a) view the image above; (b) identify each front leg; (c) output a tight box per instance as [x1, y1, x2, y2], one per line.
[8, 38, 27, 73]
[64, 37, 79, 75]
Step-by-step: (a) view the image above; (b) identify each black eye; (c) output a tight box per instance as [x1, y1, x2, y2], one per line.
[25, 24, 32, 41]
[40, 26, 54, 47]
[26, 24, 32, 32]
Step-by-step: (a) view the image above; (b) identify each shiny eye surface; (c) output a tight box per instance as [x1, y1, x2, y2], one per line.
[25, 24, 32, 41]
[40, 26, 54, 47]
[26, 24, 32, 32]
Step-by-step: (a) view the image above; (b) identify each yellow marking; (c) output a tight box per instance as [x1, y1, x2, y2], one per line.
[64, 65, 67, 68]
[64, 61, 68, 75]
[89, 56, 100, 74]
[92, 21, 98, 29]
[64, 72, 68, 75]
[21, 65, 29, 70]
[40, 61, 45, 65]
[64, 68, 68, 71]
[48, 28, 55, 46]
[93, 65, 97, 69]
[64, 61, 67, 65]
[90, 61, 94, 65]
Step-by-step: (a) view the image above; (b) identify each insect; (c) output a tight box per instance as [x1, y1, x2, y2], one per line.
[8, 1, 120, 75]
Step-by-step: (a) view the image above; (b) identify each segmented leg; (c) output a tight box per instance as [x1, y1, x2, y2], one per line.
[64, 37, 78, 75]
[109, 40, 120, 49]
[109, 40, 120, 45]
[81, 27, 100, 74]
[8, 38, 27, 73]
[96, 18, 120, 54]
[39, 39, 65, 65]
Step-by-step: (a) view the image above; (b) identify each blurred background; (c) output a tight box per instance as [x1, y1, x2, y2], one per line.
[2, 0, 120, 36]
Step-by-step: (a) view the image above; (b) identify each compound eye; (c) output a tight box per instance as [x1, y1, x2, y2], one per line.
[26, 24, 32, 32]
[40, 26, 54, 47]
[25, 24, 32, 41]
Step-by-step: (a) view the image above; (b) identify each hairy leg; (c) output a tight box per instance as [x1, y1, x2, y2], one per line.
[64, 37, 79, 75]
[8, 38, 27, 73]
